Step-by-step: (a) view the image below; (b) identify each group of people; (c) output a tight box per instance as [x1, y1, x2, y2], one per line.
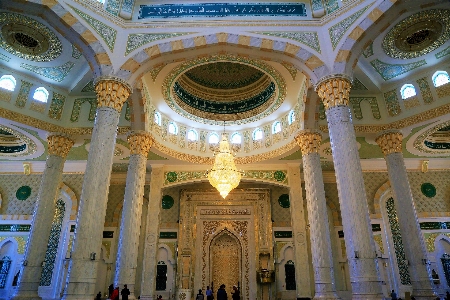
[196, 284, 240, 300]
[100, 284, 130, 300]
[391, 290, 450, 300]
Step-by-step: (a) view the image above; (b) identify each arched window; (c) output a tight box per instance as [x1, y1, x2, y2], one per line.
[400, 84, 416, 99]
[253, 128, 263, 141]
[432, 71, 450, 87]
[154, 111, 161, 126]
[288, 110, 296, 125]
[168, 122, 178, 135]
[272, 121, 282, 134]
[209, 133, 219, 144]
[187, 129, 198, 141]
[231, 132, 242, 144]
[0, 75, 16, 91]
[33, 87, 49, 103]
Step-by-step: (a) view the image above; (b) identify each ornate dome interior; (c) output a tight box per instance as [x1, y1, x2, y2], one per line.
[0, 0, 448, 169]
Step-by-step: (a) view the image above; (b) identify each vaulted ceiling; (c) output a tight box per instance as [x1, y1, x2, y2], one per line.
[0, 0, 449, 171]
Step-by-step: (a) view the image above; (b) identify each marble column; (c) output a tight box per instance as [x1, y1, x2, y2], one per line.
[287, 164, 312, 299]
[140, 166, 164, 300]
[376, 130, 436, 299]
[295, 130, 339, 300]
[316, 75, 383, 299]
[63, 77, 131, 300]
[13, 133, 74, 300]
[114, 131, 153, 300]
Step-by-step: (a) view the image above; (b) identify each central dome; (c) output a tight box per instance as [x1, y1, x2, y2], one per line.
[171, 61, 277, 122]
[183, 62, 265, 89]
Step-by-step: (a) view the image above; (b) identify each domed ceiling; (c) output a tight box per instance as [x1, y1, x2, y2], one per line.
[0, 9, 91, 91]
[163, 55, 286, 126]
[173, 62, 275, 121]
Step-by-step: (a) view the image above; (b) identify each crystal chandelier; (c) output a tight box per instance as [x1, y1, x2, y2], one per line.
[207, 133, 242, 198]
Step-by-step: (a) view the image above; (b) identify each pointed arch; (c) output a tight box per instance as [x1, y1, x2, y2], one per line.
[123, 33, 327, 87]
[332, 0, 401, 76]
[59, 183, 78, 221]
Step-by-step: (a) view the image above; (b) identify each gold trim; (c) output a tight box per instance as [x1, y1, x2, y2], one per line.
[153, 138, 297, 164]
[375, 130, 402, 156]
[0, 108, 130, 135]
[295, 130, 321, 155]
[319, 103, 450, 133]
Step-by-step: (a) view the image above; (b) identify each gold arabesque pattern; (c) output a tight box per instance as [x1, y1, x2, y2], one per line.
[127, 131, 153, 156]
[95, 78, 132, 112]
[295, 131, 321, 155]
[375, 131, 403, 155]
[316, 77, 351, 110]
[47, 134, 75, 158]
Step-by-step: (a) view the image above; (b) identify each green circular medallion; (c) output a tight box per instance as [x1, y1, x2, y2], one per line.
[274, 170, 286, 182]
[16, 186, 31, 200]
[278, 194, 290, 208]
[421, 182, 436, 198]
[162, 195, 174, 209]
[166, 172, 177, 183]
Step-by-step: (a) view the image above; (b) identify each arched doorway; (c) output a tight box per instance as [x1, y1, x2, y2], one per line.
[210, 230, 241, 294]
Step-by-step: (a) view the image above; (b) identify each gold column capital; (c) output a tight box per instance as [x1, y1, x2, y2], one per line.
[47, 133, 74, 158]
[127, 130, 154, 156]
[315, 75, 352, 110]
[295, 130, 322, 155]
[95, 77, 132, 112]
[375, 130, 403, 156]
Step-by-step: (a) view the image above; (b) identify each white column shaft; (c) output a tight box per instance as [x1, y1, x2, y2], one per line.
[13, 155, 65, 300]
[287, 165, 312, 298]
[140, 167, 163, 300]
[385, 153, 435, 298]
[302, 152, 339, 299]
[63, 107, 120, 300]
[114, 153, 147, 299]
[326, 106, 383, 299]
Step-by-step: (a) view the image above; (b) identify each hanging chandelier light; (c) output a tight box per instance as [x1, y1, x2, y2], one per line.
[207, 133, 242, 199]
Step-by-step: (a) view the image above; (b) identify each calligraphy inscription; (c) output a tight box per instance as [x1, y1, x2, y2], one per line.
[200, 208, 251, 215]
[138, 3, 307, 19]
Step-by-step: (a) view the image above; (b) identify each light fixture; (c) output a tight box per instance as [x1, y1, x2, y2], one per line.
[207, 132, 242, 199]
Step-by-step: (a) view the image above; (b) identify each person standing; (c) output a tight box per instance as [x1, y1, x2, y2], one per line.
[196, 289, 205, 300]
[231, 285, 240, 300]
[111, 287, 119, 300]
[109, 284, 114, 298]
[206, 286, 213, 300]
[391, 290, 398, 300]
[217, 284, 227, 300]
[121, 284, 130, 300]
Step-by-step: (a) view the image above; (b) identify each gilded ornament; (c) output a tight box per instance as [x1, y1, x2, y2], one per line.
[375, 130, 402, 155]
[382, 10, 450, 59]
[295, 131, 321, 155]
[47, 134, 75, 158]
[127, 131, 153, 156]
[316, 77, 351, 110]
[161, 54, 287, 126]
[95, 78, 132, 112]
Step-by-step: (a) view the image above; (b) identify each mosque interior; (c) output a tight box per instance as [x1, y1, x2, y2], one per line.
[0, 0, 450, 299]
